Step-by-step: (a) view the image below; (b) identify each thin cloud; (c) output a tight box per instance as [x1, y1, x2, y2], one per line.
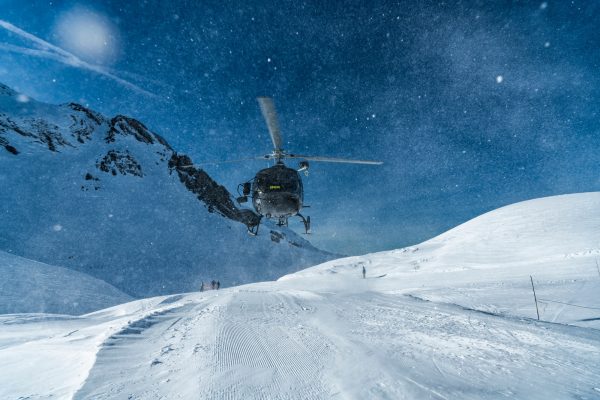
[0, 19, 157, 97]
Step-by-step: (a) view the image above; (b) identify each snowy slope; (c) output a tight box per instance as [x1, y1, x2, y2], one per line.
[285, 192, 600, 326]
[0, 83, 334, 299]
[290, 191, 600, 275]
[1, 193, 599, 399]
[0, 250, 131, 314]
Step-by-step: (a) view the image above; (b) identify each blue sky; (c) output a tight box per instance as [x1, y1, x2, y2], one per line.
[1, 0, 599, 255]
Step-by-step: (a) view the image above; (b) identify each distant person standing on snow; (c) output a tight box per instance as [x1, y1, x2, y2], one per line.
[216, 281, 220, 290]
[211, 280, 216, 290]
[362, 265, 366, 279]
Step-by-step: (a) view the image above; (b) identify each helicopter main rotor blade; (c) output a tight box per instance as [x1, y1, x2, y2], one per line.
[184, 156, 267, 166]
[286, 155, 383, 165]
[257, 97, 283, 152]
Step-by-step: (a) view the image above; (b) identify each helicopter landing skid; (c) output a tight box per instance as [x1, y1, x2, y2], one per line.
[297, 213, 311, 234]
[247, 219, 262, 236]
[247, 214, 310, 236]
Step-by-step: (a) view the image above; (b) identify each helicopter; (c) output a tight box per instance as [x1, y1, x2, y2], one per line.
[208, 97, 382, 236]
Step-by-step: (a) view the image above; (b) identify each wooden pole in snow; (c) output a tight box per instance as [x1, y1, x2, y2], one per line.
[530, 275, 540, 321]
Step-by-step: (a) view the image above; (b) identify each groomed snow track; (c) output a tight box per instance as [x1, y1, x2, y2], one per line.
[67, 288, 600, 400]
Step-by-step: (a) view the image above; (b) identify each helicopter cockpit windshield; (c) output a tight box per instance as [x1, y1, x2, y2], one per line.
[254, 166, 301, 194]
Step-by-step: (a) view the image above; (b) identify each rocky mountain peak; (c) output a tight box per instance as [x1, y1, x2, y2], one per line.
[65, 103, 104, 125]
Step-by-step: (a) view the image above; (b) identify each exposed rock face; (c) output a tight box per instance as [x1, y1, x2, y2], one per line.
[168, 153, 261, 228]
[66, 103, 104, 143]
[66, 103, 104, 125]
[0, 115, 71, 152]
[0, 136, 18, 154]
[1, 116, 32, 153]
[106, 115, 171, 149]
[98, 150, 144, 177]
[0, 94, 100, 154]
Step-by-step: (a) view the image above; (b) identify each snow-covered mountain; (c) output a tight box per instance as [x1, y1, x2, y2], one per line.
[0, 250, 131, 314]
[0, 83, 334, 298]
[1, 193, 598, 399]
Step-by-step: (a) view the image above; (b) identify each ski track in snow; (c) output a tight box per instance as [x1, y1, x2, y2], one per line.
[208, 292, 328, 400]
[61, 288, 600, 399]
